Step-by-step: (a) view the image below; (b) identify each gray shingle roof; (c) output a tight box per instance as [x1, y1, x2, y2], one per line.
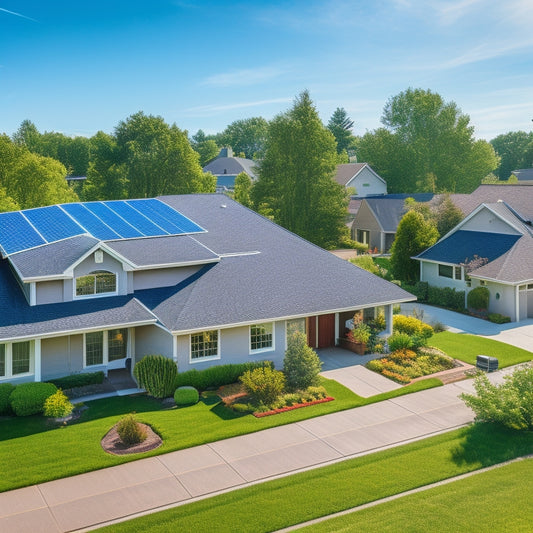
[512, 168, 533, 181]
[105, 235, 219, 267]
[203, 157, 257, 179]
[9, 235, 100, 280]
[364, 198, 407, 232]
[334, 163, 367, 186]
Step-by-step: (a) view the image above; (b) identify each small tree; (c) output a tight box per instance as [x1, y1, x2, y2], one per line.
[467, 286, 490, 311]
[233, 171, 253, 208]
[116, 413, 147, 446]
[460, 366, 533, 431]
[283, 331, 322, 390]
[133, 355, 177, 398]
[240, 367, 285, 407]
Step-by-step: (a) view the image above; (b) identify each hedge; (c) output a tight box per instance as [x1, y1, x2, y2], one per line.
[0, 383, 15, 415]
[46, 371, 104, 390]
[9, 382, 58, 416]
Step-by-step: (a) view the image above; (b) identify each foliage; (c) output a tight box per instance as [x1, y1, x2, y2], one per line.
[174, 386, 199, 406]
[347, 321, 372, 344]
[9, 382, 58, 416]
[175, 361, 273, 391]
[327, 107, 356, 155]
[467, 286, 490, 311]
[350, 255, 382, 276]
[461, 365, 533, 430]
[195, 139, 220, 166]
[47, 371, 104, 390]
[488, 313, 511, 324]
[393, 315, 433, 339]
[402, 281, 429, 301]
[220, 117, 269, 159]
[233, 171, 253, 208]
[283, 331, 322, 390]
[390, 210, 439, 282]
[427, 285, 465, 310]
[0, 383, 15, 415]
[387, 332, 414, 352]
[134, 355, 178, 398]
[460, 254, 489, 273]
[252, 91, 350, 249]
[357, 88, 499, 193]
[116, 413, 148, 446]
[490, 130, 533, 179]
[43, 390, 74, 418]
[240, 367, 286, 407]
[433, 195, 464, 236]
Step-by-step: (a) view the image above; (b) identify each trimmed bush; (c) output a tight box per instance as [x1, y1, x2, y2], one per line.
[387, 332, 413, 352]
[43, 389, 74, 418]
[427, 285, 465, 311]
[467, 286, 490, 311]
[0, 383, 15, 415]
[240, 367, 286, 407]
[116, 413, 147, 446]
[283, 331, 322, 390]
[488, 313, 511, 324]
[9, 382, 58, 416]
[393, 315, 434, 339]
[47, 371, 104, 390]
[134, 355, 177, 398]
[174, 386, 199, 406]
[402, 281, 429, 301]
[175, 361, 273, 391]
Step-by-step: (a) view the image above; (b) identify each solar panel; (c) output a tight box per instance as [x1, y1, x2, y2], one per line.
[104, 201, 167, 237]
[23, 205, 85, 243]
[83, 202, 143, 238]
[0, 211, 46, 255]
[130, 199, 204, 234]
[60, 203, 121, 240]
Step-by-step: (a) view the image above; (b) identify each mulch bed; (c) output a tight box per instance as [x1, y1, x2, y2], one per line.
[101, 423, 162, 455]
[253, 397, 335, 418]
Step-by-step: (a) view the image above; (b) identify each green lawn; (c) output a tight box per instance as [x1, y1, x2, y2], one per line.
[431, 330, 533, 367]
[0, 377, 440, 492]
[97, 424, 533, 533]
[302, 458, 533, 532]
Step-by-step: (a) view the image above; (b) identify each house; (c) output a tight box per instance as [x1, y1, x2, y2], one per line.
[351, 194, 435, 252]
[414, 200, 533, 322]
[510, 168, 533, 182]
[334, 163, 387, 198]
[202, 148, 257, 192]
[0, 195, 415, 384]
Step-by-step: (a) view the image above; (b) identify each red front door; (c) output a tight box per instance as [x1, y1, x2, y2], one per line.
[317, 313, 336, 348]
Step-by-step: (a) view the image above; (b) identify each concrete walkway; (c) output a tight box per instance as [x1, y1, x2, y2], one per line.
[0, 368, 515, 533]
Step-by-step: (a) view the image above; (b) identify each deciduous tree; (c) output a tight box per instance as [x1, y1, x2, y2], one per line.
[221, 117, 268, 159]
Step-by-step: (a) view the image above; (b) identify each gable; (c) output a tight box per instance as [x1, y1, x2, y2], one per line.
[460, 205, 523, 235]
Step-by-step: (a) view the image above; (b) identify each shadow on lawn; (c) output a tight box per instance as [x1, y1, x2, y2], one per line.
[451, 423, 533, 467]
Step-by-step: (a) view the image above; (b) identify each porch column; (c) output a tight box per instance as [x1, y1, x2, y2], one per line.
[383, 304, 393, 336]
[515, 285, 520, 322]
[34, 339, 41, 382]
[334, 313, 339, 345]
[172, 335, 178, 364]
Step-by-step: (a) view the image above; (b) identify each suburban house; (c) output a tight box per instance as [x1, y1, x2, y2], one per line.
[334, 163, 387, 198]
[351, 194, 435, 252]
[0, 195, 415, 385]
[414, 200, 533, 322]
[202, 147, 257, 192]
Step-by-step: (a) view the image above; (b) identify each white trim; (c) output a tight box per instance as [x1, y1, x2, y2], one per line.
[83, 327, 130, 369]
[73, 270, 118, 300]
[0, 340, 35, 381]
[30, 282, 36, 306]
[249, 322, 275, 355]
[129, 258, 220, 271]
[189, 329, 221, 364]
[64, 242, 136, 277]
[34, 339, 41, 382]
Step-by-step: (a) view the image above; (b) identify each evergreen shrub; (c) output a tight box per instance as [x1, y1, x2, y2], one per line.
[387, 332, 413, 352]
[488, 313, 511, 324]
[283, 331, 322, 390]
[116, 413, 147, 446]
[0, 383, 15, 415]
[134, 355, 177, 398]
[9, 382, 58, 416]
[240, 367, 285, 407]
[47, 371, 104, 390]
[174, 386, 199, 406]
[467, 286, 490, 311]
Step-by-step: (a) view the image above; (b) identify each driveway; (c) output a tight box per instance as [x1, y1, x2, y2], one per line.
[401, 302, 533, 353]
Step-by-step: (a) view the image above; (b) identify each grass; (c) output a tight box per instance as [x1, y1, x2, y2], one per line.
[0, 376, 440, 492]
[96, 423, 533, 532]
[431, 330, 533, 367]
[302, 458, 533, 532]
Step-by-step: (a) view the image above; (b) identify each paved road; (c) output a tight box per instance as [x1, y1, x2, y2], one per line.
[0, 369, 515, 533]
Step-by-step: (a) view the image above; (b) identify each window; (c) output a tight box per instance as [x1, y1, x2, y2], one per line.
[0, 341, 34, 379]
[454, 266, 462, 280]
[190, 330, 219, 361]
[76, 270, 116, 297]
[357, 230, 370, 245]
[438, 264, 453, 278]
[0, 344, 5, 377]
[84, 329, 129, 367]
[250, 323, 274, 353]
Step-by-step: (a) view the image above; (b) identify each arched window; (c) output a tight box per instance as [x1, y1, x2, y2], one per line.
[76, 270, 117, 297]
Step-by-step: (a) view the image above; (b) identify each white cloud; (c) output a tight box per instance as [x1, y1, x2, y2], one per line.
[0, 7, 37, 22]
[183, 97, 292, 116]
[201, 66, 287, 88]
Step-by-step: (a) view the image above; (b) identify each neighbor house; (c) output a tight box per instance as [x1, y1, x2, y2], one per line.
[202, 147, 257, 192]
[334, 163, 387, 198]
[510, 168, 533, 182]
[415, 200, 533, 322]
[0, 195, 414, 384]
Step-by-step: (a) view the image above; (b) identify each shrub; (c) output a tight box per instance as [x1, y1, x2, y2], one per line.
[348, 322, 372, 344]
[0, 383, 15, 415]
[174, 386, 199, 406]
[240, 367, 285, 407]
[47, 371, 104, 390]
[427, 286, 465, 310]
[467, 286, 490, 311]
[387, 332, 413, 352]
[43, 389, 74, 418]
[134, 355, 177, 398]
[403, 282, 428, 301]
[175, 361, 273, 391]
[393, 315, 433, 339]
[460, 365, 533, 431]
[488, 313, 511, 324]
[366, 359, 384, 372]
[283, 331, 322, 390]
[9, 382, 58, 416]
[306, 385, 328, 400]
[116, 413, 147, 446]
[232, 403, 253, 414]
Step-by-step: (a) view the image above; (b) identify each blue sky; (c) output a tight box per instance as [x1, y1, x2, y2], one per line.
[1, 1, 532, 141]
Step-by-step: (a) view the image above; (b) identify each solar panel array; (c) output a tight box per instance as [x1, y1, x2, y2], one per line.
[0, 199, 205, 256]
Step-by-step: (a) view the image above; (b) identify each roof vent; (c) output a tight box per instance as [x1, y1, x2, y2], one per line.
[94, 250, 104, 263]
[497, 199, 503, 202]
[220, 204, 227, 209]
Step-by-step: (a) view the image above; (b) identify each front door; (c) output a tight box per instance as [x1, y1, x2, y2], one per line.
[317, 314, 336, 348]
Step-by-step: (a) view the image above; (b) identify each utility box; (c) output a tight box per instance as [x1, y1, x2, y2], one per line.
[476, 355, 498, 372]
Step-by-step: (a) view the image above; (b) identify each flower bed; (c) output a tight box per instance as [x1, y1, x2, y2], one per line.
[253, 397, 334, 417]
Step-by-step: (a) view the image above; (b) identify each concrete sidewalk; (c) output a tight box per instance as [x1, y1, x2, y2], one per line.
[0, 368, 514, 533]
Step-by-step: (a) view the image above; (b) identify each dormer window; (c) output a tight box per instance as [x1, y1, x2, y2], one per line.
[76, 270, 117, 297]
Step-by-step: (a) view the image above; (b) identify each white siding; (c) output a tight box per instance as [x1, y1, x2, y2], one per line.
[461, 208, 521, 235]
[347, 167, 387, 197]
[36, 280, 64, 305]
